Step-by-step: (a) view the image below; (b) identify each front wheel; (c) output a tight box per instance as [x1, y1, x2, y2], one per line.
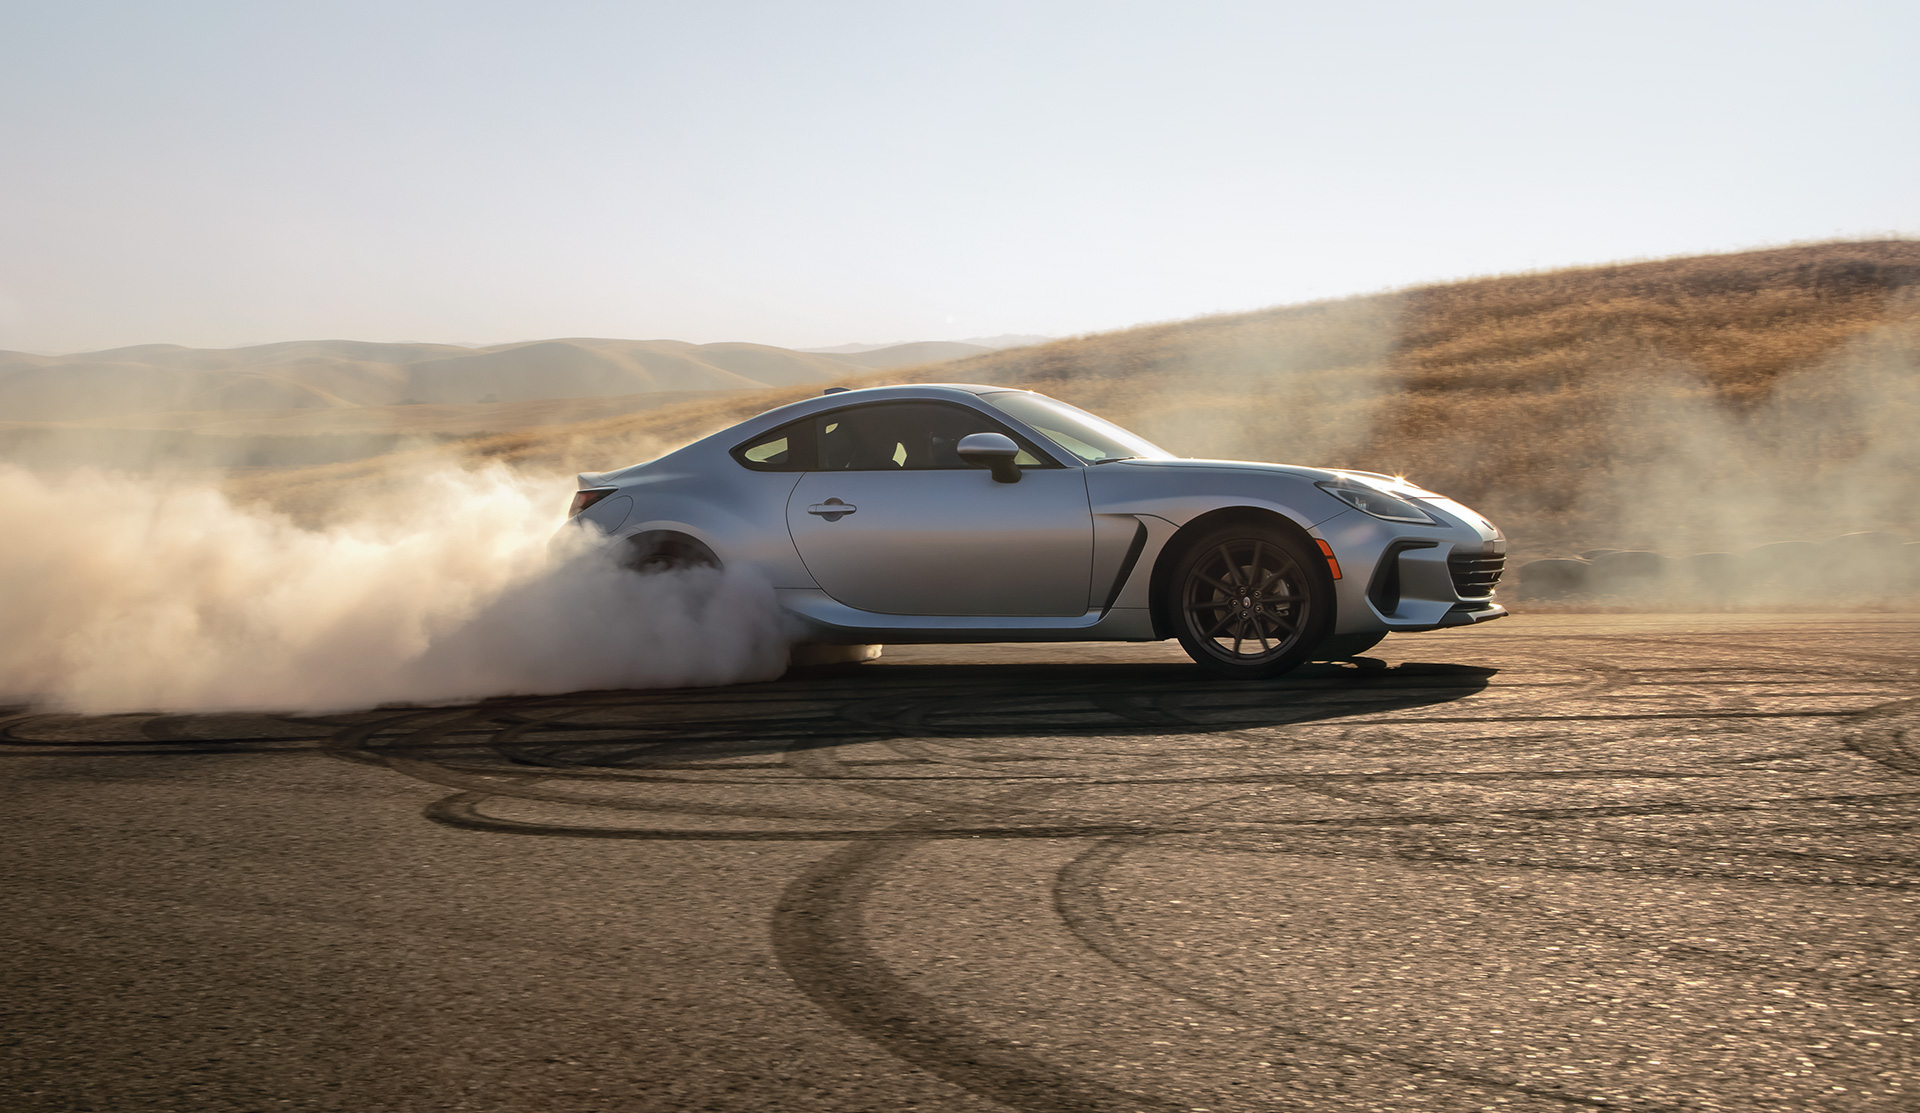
[1163, 522, 1336, 679]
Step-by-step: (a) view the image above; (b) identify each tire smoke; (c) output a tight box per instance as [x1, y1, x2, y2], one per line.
[0, 464, 791, 714]
[1509, 317, 1920, 605]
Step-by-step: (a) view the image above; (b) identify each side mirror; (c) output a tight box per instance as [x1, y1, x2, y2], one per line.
[956, 432, 1022, 483]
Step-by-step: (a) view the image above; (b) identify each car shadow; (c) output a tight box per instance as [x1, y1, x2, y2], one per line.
[479, 658, 1497, 768]
[0, 659, 1494, 764]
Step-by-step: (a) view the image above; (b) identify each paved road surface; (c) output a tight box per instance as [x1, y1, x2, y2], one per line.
[4, 614, 1918, 1112]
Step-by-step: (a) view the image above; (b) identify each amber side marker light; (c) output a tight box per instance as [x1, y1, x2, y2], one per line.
[569, 488, 617, 518]
[1315, 539, 1343, 580]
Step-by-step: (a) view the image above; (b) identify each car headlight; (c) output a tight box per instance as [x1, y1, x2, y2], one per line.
[1316, 477, 1438, 524]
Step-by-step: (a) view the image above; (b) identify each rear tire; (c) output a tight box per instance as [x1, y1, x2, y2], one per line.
[1163, 521, 1335, 679]
[623, 531, 719, 574]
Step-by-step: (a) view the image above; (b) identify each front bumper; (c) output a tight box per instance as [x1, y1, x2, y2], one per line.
[1431, 600, 1510, 628]
[1315, 508, 1508, 634]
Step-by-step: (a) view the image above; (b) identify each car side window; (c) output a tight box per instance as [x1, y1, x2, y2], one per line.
[732, 417, 817, 471]
[816, 402, 1047, 471]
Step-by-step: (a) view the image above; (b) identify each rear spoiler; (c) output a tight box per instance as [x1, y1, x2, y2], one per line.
[576, 471, 607, 490]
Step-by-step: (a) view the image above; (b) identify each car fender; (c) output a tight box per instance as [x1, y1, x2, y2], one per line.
[604, 469, 819, 589]
[1084, 461, 1347, 530]
[1087, 463, 1416, 638]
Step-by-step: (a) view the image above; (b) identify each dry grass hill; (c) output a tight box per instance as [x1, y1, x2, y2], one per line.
[10, 241, 1910, 565]
[228, 240, 1919, 565]
[0, 337, 863, 422]
[824, 341, 995, 369]
[0, 337, 870, 471]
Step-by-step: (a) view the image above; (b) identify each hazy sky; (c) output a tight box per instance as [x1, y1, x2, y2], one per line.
[2, 0, 1915, 354]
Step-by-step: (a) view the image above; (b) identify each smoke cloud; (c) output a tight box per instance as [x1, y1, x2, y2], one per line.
[1118, 295, 1405, 469]
[1590, 318, 1919, 554]
[0, 464, 791, 715]
[1512, 315, 1920, 605]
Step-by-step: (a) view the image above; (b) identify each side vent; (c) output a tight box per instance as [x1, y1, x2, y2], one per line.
[1367, 540, 1438, 615]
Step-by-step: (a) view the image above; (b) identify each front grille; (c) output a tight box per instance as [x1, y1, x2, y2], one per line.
[1448, 551, 1505, 598]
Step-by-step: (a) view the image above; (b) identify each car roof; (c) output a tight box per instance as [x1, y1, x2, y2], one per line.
[725, 383, 1023, 437]
[590, 384, 1048, 484]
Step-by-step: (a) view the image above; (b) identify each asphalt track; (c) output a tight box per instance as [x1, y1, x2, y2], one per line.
[3, 613, 1918, 1113]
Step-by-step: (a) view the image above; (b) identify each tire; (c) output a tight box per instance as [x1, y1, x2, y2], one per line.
[623, 531, 720, 574]
[1163, 521, 1336, 679]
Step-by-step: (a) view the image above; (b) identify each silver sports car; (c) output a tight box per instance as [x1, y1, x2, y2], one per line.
[565, 384, 1506, 677]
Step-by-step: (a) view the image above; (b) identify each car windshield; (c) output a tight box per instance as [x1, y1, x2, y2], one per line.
[983, 392, 1172, 464]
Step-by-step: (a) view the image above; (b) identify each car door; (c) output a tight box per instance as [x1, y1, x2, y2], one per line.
[783, 401, 1093, 616]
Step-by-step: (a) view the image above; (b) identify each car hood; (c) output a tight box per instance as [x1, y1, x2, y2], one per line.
[1107, 458, 1498, 538]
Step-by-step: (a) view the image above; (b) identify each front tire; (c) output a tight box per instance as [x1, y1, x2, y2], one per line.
[1163, 521, 1335, 679]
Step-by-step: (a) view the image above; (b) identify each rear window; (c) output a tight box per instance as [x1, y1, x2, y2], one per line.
[732, 417, 817, 471]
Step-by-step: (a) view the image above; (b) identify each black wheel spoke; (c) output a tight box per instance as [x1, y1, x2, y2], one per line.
[1220, 552, 1247, 589]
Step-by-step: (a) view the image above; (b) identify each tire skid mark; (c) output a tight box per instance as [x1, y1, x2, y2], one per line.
[779, 731, 1041, 812]
[1134, 777, 1920, 999]
[1414, 841, 1920, 1003]
[770, 833, 1191, 1113]
[1207, 820, 1920, 890]
[366, 671, 1920, 841]
[407, 792, 1920, 845]
[874, 735, 1113, 776]
[0, 743, 330, 758]
[425, 794, 1159, 842]
[1844, 698, 1920, 776]
[1050, 837, 1662, 1112]
[1541, 634, 1920, 674]
[348, 708, 861, 821]
[386, 753, 888, 823]
[243, 639, 1917, 1110]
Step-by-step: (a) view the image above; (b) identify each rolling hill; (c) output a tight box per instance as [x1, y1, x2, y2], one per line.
[228, 241, 1919, 564]
[0, 337, 866, 423]
[824, 341, 996, 369]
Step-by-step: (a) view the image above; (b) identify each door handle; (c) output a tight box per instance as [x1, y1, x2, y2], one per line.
[807, 498, 856, 521]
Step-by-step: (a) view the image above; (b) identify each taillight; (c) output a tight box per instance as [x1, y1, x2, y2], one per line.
[569, 488, 617, 518]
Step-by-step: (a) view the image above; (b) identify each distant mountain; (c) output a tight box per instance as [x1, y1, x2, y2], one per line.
[801, 342, 896, 354]
[955, 334, 1054, 350]
[826, 341, 996, 370]
[0, 337, 869, 422]
[803, 334, 1053, 355]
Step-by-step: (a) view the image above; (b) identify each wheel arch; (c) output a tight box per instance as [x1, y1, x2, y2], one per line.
[620, 528, 722, 572]
[1146, 506, 1326, 639]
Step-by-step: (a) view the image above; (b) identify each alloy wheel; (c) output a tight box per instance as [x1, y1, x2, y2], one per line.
[1179, 537, 1313, 664]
